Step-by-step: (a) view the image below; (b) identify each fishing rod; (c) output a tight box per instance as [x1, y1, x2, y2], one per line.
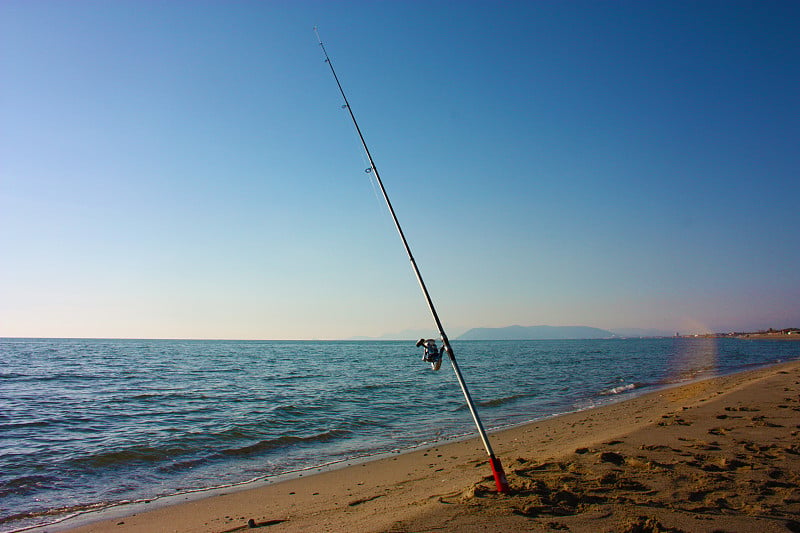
[314, 27, 509, 493]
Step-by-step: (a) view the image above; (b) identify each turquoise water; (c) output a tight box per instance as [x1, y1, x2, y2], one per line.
[1, 337, 798, 531]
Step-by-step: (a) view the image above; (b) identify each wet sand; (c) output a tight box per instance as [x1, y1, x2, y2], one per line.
[54, 360, 800, 533]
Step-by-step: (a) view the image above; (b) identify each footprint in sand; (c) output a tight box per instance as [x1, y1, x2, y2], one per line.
[246, 518, 288, 528]
[725, 406, 760, 412]
[639, 444, 664, 451]
[657, 415, 692, 426]
[751, 415, 784, 428]
[348, 494, 385, 506]
[597, 451, 625, 465]
[708, 427, 731, 436]
[687, 440, 721, 451]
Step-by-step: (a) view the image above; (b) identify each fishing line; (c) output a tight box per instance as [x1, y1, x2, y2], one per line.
[344, 123, 385, 213]
[353, 126, 387, 215]
[314, 27, 510, 493]
[323, 32, 400, 226]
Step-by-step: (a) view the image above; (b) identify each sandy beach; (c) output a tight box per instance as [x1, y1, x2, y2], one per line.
[49, 360, 800, 533]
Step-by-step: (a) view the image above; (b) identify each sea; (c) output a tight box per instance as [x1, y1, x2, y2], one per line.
[1, 337, 798, 531]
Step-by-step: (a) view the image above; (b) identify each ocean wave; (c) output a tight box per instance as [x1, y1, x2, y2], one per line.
[128, 391, 216, 402]
[156, 457, 208, 474]
[70, 445, 190, 468]
[0, 500, 112, 527]
[275, 373, 331, 382]
[0, 474, 57, 498]
[218, 430, 350, 457]
[342, 416, 385, 430]
[477, 394, 533, 408]
[337, 382, 392, 397]
[0, 419, 51, 431]
[270, 404, 309, 416]
[599, 382, 644, 396]
[198, 418, 356, 449]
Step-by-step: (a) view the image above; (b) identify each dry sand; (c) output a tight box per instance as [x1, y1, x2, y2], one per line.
[51, 360, 800, 533]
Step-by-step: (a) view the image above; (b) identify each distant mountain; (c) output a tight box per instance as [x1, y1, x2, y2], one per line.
[456, 325, 615, 340]
[350, 325, 671, 341]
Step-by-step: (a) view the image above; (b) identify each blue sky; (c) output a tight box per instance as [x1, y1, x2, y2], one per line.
[1, 1, 798, 339]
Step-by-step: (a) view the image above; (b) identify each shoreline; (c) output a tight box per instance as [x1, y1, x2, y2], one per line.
[32, 358, 800, 533]
[14, 359, 773, 532]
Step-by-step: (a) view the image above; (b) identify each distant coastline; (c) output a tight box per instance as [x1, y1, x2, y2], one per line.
[678, 327, 800, 341]
[350, 325, 800, 341]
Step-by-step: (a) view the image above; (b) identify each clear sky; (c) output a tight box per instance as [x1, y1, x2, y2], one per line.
[1, 1, 798, 340]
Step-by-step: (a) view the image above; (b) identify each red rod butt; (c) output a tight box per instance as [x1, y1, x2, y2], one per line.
[489, 456, 510, 493]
